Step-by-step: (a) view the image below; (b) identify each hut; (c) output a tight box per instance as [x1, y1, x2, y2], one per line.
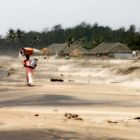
[63, 44, 88, 57]
[41, 48, 49, 55]
[90, 42, 133, 59]
[47, 43, 66, 56]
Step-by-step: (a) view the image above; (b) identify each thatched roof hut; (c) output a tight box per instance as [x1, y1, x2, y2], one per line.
[47, 43, 66, 55]
[89, 42, 132, 58]
[63, 44, 88, 57]
[41, 48, 49, 55]
[90, 42, 132, 54]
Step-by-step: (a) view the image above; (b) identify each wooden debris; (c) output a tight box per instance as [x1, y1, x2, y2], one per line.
[50, 78, 64, 82]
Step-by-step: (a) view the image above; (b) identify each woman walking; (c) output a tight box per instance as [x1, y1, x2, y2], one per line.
[20, 48, 38, 86]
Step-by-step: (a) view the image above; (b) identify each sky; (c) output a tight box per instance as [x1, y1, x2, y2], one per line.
[0, 0, 139, 36]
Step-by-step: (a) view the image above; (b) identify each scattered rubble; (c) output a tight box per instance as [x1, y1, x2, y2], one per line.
[64, 113, 83, 121]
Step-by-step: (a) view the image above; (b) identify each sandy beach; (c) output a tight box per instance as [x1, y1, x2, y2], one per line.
[0, 55, 140, 140]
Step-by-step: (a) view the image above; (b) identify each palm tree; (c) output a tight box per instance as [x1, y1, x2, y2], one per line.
[33, 37, 40, 48]
[66, 36, 74, 47]
[6, 29, 17, 47]
[16, 29, 23, 40]
[16, 29, 25, 46]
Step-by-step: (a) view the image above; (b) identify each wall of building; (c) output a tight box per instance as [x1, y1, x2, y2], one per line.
[114, 52, 133, 59]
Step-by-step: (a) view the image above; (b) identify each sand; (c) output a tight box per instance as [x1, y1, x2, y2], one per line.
[0, 56, 140, 140]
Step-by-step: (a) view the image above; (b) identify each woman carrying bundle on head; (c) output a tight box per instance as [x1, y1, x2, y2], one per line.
[20, 48, 38, 86]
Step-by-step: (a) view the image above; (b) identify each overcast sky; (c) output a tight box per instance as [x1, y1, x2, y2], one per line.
[0, 0, 139, 36]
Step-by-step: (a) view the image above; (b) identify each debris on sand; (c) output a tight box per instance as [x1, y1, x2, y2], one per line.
[7, 68, 16, 77]
[108, 120, 118, 124]
[34, 114, 39, 117]
[65, 113, 73, 119]
[68, 79, 74, 82]
[134, 117, 140, 120]
[74, 117, 84, 121]
[50, 78, 64, 82]
[64, 113, 83, 121]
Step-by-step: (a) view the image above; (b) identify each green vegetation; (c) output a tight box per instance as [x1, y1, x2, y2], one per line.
[0, 22, 140, 53]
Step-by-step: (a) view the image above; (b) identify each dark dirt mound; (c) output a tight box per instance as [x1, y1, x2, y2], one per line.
[116, 66, 140, 75]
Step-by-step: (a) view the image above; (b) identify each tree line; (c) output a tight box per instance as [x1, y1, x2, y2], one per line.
[0, 22, 140, 53]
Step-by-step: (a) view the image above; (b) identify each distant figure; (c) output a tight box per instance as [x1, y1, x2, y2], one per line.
[133, 51, 136, 57]
[20, 48, 38, 86]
